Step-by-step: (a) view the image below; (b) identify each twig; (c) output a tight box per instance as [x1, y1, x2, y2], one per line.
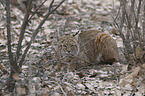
[19, 0, 65, 67]
[49, 0, 55, 12]
[6, 0, 13, 64]
[47, 76, 67, 96]
[111, 2, 121, 28]
[51, 81, 67, 96]
[120, 0, 133, 54]
[131, 76, 145, 96]
[6, 0, 20, 73]
[130, 0, 135, 21]
[28, 0, 48, 21]
[0, 0, 3, 5]
[134, 0, 142, 47]
[118, 0, 125, 39]
[0, 1, 5, 20]
[135, 0, 142, 29]
[0, 57, 9, 60]
[6, 0, 19, 92]
[62, 62, 70, 82]
[143, 0, 145, 50]
[16, 0, 33, 60]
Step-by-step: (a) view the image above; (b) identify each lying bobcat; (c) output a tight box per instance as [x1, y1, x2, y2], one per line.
[56, 29, 119, 70]
[78, 29, 119, 64]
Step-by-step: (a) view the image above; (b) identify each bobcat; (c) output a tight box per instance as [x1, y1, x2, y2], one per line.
[78, 29, 119, 64]
[56, 35, 79, 61]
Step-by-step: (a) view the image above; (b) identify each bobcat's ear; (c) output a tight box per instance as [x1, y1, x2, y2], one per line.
[72, 31, 80, 37]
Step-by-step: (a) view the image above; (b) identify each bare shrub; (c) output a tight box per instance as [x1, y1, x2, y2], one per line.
[113, 0, 145, 67]
[5, 0, 65, 93]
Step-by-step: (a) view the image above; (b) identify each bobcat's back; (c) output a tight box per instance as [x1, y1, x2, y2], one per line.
[95, 33, 119, 64]
[78, 29, 119, 64]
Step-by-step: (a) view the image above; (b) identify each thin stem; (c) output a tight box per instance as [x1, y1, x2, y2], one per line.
[28, 0, 48, 21]
[49, 0, 55, 12]
[19, 0, 65, 67]
[143, 0, 145, 50]
[16, 0, 33, 61]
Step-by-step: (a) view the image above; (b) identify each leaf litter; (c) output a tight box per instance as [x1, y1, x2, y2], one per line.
[0, 0, 145, 95]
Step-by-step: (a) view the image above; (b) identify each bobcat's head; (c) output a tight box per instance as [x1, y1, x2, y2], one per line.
[56, 35, 79, 61]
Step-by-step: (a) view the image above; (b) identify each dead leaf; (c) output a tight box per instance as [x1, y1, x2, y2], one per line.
[76, 83, 85, 89]
[120, 65, 128, 74]
[138, 68, 145, 75]
[119, 78, 133, 87]
[90, 15, 113, 23]
[142, 63, 145, 69]
[0, 63, 4, 69]
[135, 46, 145, 63]
[12, 73, 20, 80]
[131, 82, 137, 87]
[0, 35, 4, 40]
[125, 84, 132, 89]
[111, 28, 118, 35]
[89, 73, 99, 78]
[16, 87, 26, 95]
[125, 66, 141, 79]
[77, 72, 85, 78]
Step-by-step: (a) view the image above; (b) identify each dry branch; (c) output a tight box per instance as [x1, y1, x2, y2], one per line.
[143, 0, 145, 50]
[28, 0, 48, 21]
[19, 0, 65, 68]
[16, 0, 33, 61]
[6, 0, 18, 92]
[114, 0, 145, 63]
[5, 0, 65, 92]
